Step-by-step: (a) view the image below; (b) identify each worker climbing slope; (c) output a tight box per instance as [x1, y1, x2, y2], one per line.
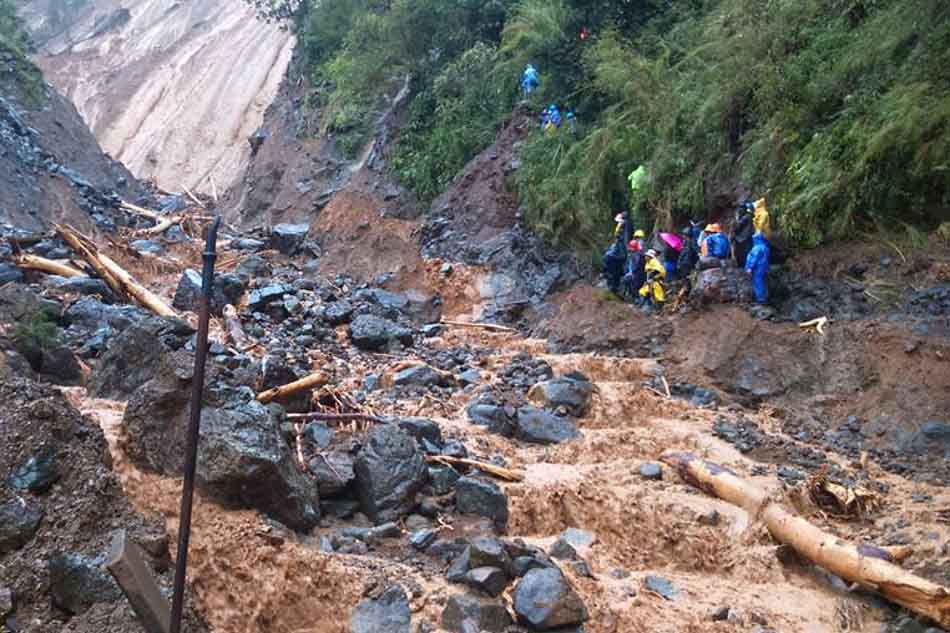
[521, 64, 540, 99]
[639, 249, 667, 309]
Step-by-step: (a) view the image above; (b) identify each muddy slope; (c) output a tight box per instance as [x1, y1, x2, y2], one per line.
[17, 0, 294, 193]
[0, 55, 139, 233]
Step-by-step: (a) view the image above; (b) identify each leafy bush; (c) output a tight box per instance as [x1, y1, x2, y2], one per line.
[0, 0, 45, 103]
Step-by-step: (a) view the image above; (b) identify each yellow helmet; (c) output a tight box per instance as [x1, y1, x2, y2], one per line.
[634, 229, 646, 238]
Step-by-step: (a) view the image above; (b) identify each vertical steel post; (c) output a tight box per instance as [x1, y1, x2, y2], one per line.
[169, 216, 221, 633]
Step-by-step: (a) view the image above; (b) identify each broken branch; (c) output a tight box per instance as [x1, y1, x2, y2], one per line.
[427, 455, 524, 482]
[440, 319, 517, 333]
[660, 451, 950, 627]
[798, 316, 830, 335]
[257, 371, 329, 404]
[12, 254, 86, 278]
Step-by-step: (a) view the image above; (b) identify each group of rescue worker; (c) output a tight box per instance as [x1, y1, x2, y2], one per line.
[522, 65, 577, 137]
[603, 198, 774, 310]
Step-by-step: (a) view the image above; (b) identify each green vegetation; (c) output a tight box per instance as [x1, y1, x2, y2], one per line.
[0, 0, 45, 104]
[13, 311, 60, 355]
[253, 0, 950, 254]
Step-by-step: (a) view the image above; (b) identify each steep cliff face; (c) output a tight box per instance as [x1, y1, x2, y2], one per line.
[0, 46, 140, 233]
[17, 0, 294, 193]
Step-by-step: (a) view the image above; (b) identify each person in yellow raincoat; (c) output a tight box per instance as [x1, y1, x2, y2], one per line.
[639, 249, 666, 307]
[753, 198, 771, 239]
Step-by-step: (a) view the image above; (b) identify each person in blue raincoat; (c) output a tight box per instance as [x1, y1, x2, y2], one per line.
[522, 64, 540, 98]
[745, 232, 771, 304]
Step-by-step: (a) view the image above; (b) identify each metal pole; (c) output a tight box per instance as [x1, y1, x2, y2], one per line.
[170, 216, 221, 633]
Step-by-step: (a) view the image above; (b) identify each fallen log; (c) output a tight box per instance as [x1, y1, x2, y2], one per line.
[121, 201, 161, 220]
[55, 224, 177, 318]
[257, 371, 329, 404]
[222, 304, 253, 350]
[440, 319, 517, 333]
[660, 451, 950, 627]
[12, 254, 86, 278]
[427, 455, 524, 482]
[139, 215, 182, 237]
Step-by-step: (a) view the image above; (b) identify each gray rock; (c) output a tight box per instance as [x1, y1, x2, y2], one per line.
[271, 223, 310, 255]
[236, 255, 271, 279]
[513, 568, 588, 630]
[231, 238, 266, 251]
[172, 269, 245, 315]
[900, 421, 950, 458]
[247, 284, 291, 312]
[643, 575, 677, 600]
[0, 498, 43, 553]
[89, 316, 190, 398]
[321, 300, 354, 326]
[429, 465, 460, 495]
[459, 369, 482, 386]
[354, 425, 427, 524]
[466, 403, 515, 437]
[528, 376, 594, 417]
[356, 288, 442, 325]
[348, 315, 413, 351]
[515, 407, 579, 445]
[393, 365, 452, 388]
[8, 448, 58, 493]
[54, 277, 115, 302]
[129, 239, 164, 255]
[639, 463, 663, 481]
[442, 593, 512, 633]
[464, 567, 508, 597]
[308, 452, 355, 497]
[48, 552, 121, 614]
[456, 477, 509, 530]
[697, 510, 720, 526]
[396, 417, 443, 446]
[691, 266, 755, 305]
[350, 585, 411, 633]
[64, 297, 145, 333]
[303, 422, 334, 449]
[0, 263, 23, 284]
[550, 528, 595, 560]
[38, 344, 82, 383]
[409, 528, 438, 551]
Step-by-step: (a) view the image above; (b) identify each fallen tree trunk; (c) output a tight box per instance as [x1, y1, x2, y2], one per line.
[55, 224, 177, 318]
[12, 254, 86, 278]
[222, 305, 253, 350]
[661, 452, 950, 627]
[257, 371, 329, 404]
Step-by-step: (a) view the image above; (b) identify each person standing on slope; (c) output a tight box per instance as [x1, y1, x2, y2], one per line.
[521, 64, 540, 99]
[732, 201, 755, 267]
[745, 232, 771, 304]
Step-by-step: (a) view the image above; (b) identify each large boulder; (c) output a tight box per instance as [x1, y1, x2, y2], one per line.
[355, 288, 443, 325]
[0, 498, 43, 553]
[350, 585, 411, 633]
[513, 568, 588, 630]
[442, 593, 512, 633]
[348, 315, 413, 352]
[123, 355, 320, 530]
[456, 477, 508, 531]
[691, 266, 755, 305]
[527, 374, 594, 417]
[515, 408, 579, 445]
[308, 451, 355, 497]
[172, 269, 245, 315]
[64, 297, 146, 333]
[48, 552, 121, 615]
[354, 425, 427, 524]
[466, 401, 516, 437]
[271, 223, 310, 255]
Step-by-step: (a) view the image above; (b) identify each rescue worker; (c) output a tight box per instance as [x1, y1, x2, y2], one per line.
[732, 202, 755, 267]
[677, 226, 700, 277]
[753, 197, 771, 239]
[623, 239, 646, 301]
[632, 228, 646, 251]
[700, 224, 731, 259]
[542, 104, 562, 134]
[745, 232, 771, 304]
[602, 227, 627, 295]
[566, 110, 577, 137]
[639, 249, 667, 308]
[662, 243, 678, 281]
[521, 64, 540, 99]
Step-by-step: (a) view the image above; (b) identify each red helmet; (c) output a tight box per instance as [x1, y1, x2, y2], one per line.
[627, 240, 641, 252]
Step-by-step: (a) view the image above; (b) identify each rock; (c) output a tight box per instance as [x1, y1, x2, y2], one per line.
[236, 255, 272, 279]
[466, 402, 515, 437]
[303, 422, 334, 449]
[321, 300, 354, 326]
[129, 239, 164, 255]
[341, 522, 401, 543]
[247, 284, 291, 313]
[271, 223, 310, 255]
[64, 297, 145, 333]
[464, 567, 508, 597]
[549, 528, 596, 560]
[350, 585, 411, 633]
[354, 425, 427, 524]
[410, 528, 438, 551]
[456, 477, 509, 530]
[0, 262, 23, 284]
[172, 269, 245, 315]
[308, 452, 355, 497]
[48, 552, 121, 614]
[690, 266, 755, 305]
[38, 344, 82, 382]
[639, 463, 663, 481]
[429, 465, 460, 495]
[712, 606, 738, 622]
[900, 421, 950, 458]
[442, 594, 512, 633]
[54, 277, 115, 302]
[0, 586, 11, 618]
[8, 448, 58, 493]
[396, 417, 443, 446]
[89, 316, 190, 398]
[356, 288, 442, 325]
[513, 568, 588, 630]
[349, 315, 414, 351]
[231, 238, 266, 251]
[697, 510, 721, 526]
[527, 375, 594, 417]
[515, 407, 579, 445]
[643, 575, 677, 600]
[0, 498, 43, 553]
[458, 369, 482, 386]
[322, 499, 360, 520]
[393, 365, 453, 388]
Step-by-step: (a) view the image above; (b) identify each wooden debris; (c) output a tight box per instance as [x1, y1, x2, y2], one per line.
[440, 319, 517, 333]
[55, 224, 177, 318]
[286, 412, 385, 425]
[661, 451, 950, 627]
[181, 184, 205, 209]
[799, 316, 830, 335]
[257, 371, 329, 404]
[105, 530, 171, 633]
[427, 455, 524, 482]
[121, 201, 161, 220]
[12, 254, 85, 278]
[804, 468, 881, 518]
